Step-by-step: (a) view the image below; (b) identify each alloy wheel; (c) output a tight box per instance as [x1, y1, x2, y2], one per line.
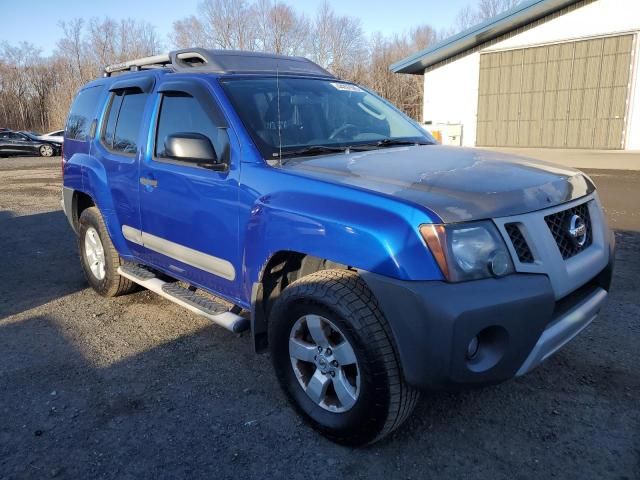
[84, 226, 106, 280]
[40, 144, 53, 157]
[289, 314, 360, 412]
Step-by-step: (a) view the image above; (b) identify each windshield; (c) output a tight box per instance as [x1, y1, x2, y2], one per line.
[220, 77, 434, 160]
[21, 132, 39, 141]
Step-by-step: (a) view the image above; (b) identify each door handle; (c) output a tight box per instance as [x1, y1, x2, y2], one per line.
[140, 177, 158, 188]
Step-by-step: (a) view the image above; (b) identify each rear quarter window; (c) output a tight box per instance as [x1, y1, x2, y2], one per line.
[66, 86, 103, 141]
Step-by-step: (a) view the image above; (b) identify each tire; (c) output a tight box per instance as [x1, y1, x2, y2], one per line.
[39, 144, 54, 157]
[78, 207, 136, 297]
[269, 269, 419, 445]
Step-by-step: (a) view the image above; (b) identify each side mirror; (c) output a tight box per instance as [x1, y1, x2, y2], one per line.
[163, 132, 225, 170]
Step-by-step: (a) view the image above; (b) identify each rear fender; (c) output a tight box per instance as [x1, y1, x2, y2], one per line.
[65, 153, 133, 257]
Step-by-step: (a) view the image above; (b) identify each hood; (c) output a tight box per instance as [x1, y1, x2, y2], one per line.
[282, 145, 594, 223]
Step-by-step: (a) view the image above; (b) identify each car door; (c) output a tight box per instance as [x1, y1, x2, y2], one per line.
[0, 132, 16, 154]
[134, 78, 242, 302]
[14, 133, 38, 154]
[93, 78, 154, 254]
[0, 132, 26, 154]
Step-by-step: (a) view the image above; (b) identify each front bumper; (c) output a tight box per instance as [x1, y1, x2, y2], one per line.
[359, 255, 613, 390]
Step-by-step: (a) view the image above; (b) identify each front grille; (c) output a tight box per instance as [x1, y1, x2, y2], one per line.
[505, 223, 534, 263]
[544, 202, 593, 260]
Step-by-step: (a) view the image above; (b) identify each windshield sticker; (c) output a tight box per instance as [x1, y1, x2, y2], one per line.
[330, 82, 364, 93]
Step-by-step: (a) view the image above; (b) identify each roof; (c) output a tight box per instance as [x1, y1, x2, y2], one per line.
[391, 0, 583, 74]
[104, 48, 335, 79]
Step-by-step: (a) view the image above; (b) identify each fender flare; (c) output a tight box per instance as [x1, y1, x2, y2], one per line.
[76, 156, 133, 257]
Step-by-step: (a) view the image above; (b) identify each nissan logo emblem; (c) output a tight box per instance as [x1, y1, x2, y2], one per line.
[568, 214, 587, 247]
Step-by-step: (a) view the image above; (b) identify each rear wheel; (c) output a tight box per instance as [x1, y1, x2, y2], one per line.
[39, 144, 54, 157]
[78, 207, 136, 297]
[269, 269, 419, 445]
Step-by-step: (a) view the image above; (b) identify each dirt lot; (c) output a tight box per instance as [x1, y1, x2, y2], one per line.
[1, 156, 638, 479]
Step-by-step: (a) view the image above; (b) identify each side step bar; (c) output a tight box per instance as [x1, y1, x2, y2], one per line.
[118, 263, 249, 333]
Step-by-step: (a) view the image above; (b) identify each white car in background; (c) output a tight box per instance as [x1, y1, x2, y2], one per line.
[38, 130, 64, 144]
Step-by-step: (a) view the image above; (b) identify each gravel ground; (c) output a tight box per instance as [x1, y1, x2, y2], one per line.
[0, 156, 638, 479]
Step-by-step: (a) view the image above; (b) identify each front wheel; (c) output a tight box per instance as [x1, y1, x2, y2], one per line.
[269, 269, 419, 445]
[39, 144, 54, 157]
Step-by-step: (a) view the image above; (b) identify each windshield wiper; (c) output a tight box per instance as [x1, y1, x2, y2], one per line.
[277, 139, 433, 163]
[362, 139, 434, 149]
[278, 145, 349, 161]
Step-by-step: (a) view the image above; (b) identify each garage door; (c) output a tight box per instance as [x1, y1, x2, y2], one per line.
[476, 34, 634, 149]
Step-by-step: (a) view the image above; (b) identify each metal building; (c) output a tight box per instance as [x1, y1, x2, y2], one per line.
[392, 0, 640, 150]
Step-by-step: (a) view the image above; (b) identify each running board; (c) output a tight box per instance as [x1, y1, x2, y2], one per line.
[117, 263, 249, 333]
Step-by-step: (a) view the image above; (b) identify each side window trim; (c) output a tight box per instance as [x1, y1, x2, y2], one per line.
[109, 76, 155, 94]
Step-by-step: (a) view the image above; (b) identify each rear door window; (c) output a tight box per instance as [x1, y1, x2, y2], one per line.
[102, 92, 124, 150]
[101, 90, 148, 155]
[66, 86, 103, 141]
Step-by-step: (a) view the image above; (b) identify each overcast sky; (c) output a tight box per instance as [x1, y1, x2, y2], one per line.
[1, 0, 472, 55]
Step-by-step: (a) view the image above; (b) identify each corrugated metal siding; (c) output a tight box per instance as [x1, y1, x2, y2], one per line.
[477, 34, 634, 149]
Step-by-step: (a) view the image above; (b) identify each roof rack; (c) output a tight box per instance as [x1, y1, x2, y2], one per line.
[103, 48, 335, 79]
[103, 53, 171, 77]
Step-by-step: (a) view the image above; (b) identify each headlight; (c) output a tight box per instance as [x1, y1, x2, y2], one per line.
[419, 221, 514, 282]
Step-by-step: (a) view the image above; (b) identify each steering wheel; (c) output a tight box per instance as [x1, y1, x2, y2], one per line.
[329, 123, 361, 140]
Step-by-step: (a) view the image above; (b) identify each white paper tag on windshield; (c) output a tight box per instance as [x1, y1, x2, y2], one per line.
[330, 82, 363, 92]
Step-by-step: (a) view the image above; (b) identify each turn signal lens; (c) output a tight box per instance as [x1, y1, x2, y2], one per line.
[419, 224, 450, 280]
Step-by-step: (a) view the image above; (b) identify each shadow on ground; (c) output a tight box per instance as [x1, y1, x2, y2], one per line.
[0, 208, 638, 479]
[0, 210, 85, 318]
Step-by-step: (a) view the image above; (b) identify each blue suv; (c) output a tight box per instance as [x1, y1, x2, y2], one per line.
[62, 49, 614, 445]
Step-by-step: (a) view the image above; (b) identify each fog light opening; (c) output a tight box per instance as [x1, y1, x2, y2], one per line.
[466, 336, 479, 360]
[465, 326, 509, 373]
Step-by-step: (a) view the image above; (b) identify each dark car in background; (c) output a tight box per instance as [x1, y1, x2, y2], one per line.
[0, 130, 60, 157]
[38, 129, 65, 144]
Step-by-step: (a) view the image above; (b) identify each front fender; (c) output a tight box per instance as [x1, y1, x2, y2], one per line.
[242, 174, 444, 300]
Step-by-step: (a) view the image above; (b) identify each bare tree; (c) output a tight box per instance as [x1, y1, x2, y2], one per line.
[27, 60, 58, 132]
[255, 0, 308, 55]
[172, 16, 208, 49]
[0, 42, 60, 131]
[201, 0, 259, 50]
[0, 17, 162, 132]
[308, 1, 367, 80]
[2, 0, 480, 133]
[367, 26, 438, 121]
[57, 19, 89, 83]
[453, 0, 523, 32]
[476, 0, 522, 20]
